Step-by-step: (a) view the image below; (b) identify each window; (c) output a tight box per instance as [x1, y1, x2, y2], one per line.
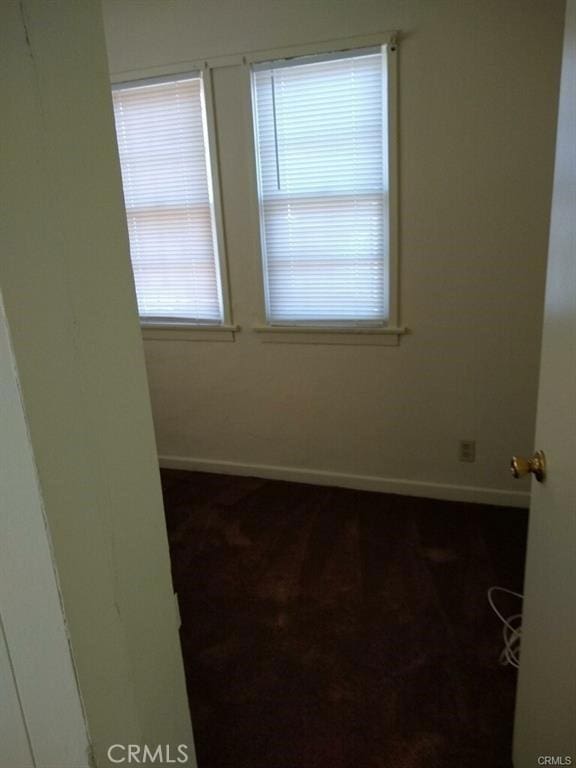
[112, 74, 225, 325]
[251, 45, 393, 327]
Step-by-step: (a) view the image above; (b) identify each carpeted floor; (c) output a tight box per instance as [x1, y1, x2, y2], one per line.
[161, 469, 528, 768]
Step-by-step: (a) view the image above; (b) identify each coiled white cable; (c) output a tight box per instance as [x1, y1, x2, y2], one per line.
[487, 586, 524, 669]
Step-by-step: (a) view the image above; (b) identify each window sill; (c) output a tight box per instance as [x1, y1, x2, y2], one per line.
[252, 325, 408, 346]
[141, 323, 240, 342]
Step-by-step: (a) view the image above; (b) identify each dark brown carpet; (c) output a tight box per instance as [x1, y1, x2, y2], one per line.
[161, 469, 528, 768]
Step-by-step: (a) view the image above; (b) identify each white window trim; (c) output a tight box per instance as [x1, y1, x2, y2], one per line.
[110, 32, 404, 346]
[252, 324, 406, 346]
[110, 67, 235, 341]
[141, 322, 240, 342]
[244, 32, 404, 345]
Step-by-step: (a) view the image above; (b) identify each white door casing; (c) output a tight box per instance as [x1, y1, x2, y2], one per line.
[0, 292, 91, 768]
[0, 614, 34, 767]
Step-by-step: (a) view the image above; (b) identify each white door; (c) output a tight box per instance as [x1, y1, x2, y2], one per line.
[513, 1, 576, 765]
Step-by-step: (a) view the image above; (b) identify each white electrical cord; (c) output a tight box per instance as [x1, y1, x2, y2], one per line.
[487, 586, 524, 669]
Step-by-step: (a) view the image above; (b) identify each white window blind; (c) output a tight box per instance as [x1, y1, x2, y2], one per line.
[252, 48, 389, 325]
[112, 74, 224, 323]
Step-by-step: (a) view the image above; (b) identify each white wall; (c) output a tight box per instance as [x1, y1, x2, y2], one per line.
[0, 2, 194, 766]
[103, 0, 565, 507]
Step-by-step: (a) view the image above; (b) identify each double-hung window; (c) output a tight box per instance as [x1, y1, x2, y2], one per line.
[112, 73, 226, 325]
[250, 44, 396, 329]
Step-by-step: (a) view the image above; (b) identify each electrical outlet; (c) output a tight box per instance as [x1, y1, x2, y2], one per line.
[459, 440, 476, 463]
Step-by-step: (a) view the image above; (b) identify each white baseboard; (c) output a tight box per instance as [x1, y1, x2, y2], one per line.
[158, 454, 530, 508]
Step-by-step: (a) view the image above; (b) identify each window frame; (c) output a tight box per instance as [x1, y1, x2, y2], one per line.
[245, 33, 405, 345]
[111, 66, 237, 342]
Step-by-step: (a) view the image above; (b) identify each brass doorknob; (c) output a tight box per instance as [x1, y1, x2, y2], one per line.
[510, 450, 546, 482]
